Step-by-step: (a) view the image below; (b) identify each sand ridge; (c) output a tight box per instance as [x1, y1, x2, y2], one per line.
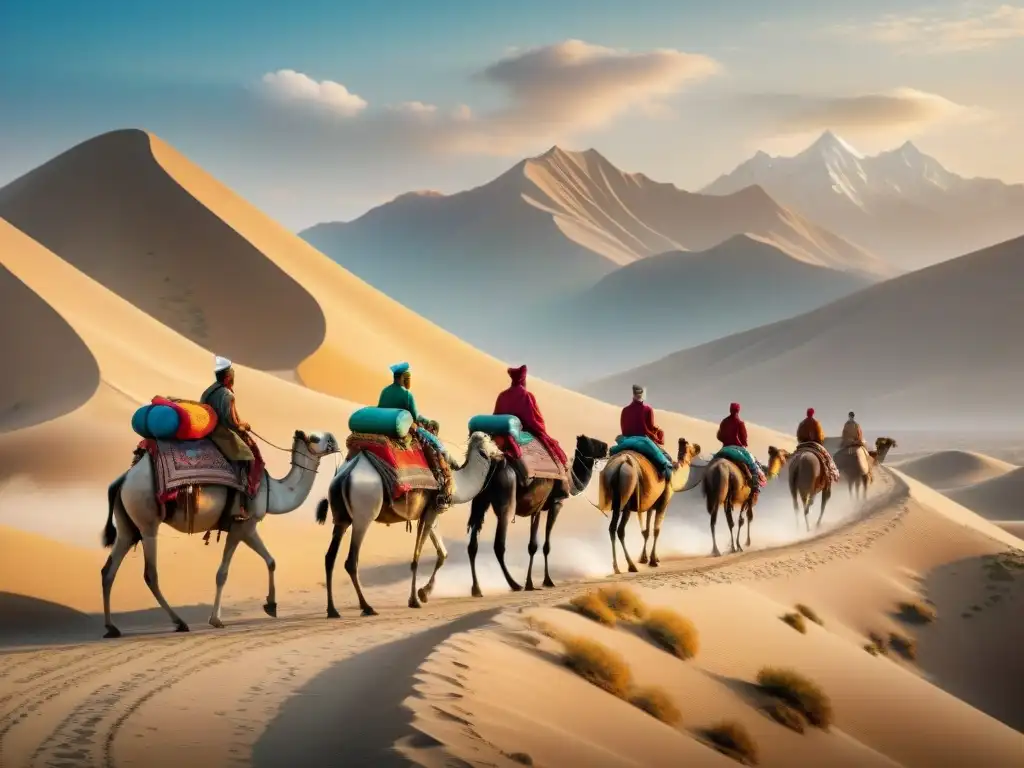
[894, 450, 1017, 491]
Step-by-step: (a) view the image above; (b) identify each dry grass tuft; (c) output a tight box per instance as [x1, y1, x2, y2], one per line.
[568, 591, 618, 627]
[763, 701, 806, 733]
[867, 631, 888, 655]
[756, 667, 833, 729]
[795, 604, 823, 626]
[888, 631, 917, 660]
[506, 753, 533, 766]
[642, 608, 700, 660]
[896, 600, 936, 624]
[628, 686, 682, 725]
[561, 635, 633, 698]
[701, 721, 760, 765]
[597, 585, 649, 622]
[781, 612, 807, 633]
[863, 643, 880, 656]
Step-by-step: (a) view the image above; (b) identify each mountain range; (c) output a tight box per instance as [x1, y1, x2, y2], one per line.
[302, 144, 888, 381]
[702, 131, 1024, 270]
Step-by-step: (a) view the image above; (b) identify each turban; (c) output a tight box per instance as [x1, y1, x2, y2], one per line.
[390, 362, 410, 376]
[214, 355, 232, 373]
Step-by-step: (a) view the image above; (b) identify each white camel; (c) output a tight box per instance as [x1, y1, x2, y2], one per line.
[315, 431, 502, 617]
[101, 429, 340, 638]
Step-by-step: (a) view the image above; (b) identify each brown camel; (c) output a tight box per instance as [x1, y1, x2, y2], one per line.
[788, 448, 833, 532]
[467, 435, 609, 596]
[835, 436, 897, 499]
[700, 447, 790, 556]
[597, 438, 702, 574]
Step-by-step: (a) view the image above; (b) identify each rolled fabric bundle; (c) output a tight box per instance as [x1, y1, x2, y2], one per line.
[468, 414, 523, 440]
[348, 406, 415, 439]
[153, 396, 218, 440]
[131, 403, 180, 440]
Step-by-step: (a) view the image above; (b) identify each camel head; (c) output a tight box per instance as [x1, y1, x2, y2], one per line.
[677, 438, 701, 465]
[575, 435, 610, 460]
[874, 436, 897, 463]
[466, 431, 504, 463]
[766, 446, 791, 478]
[293, 430, 341, 458]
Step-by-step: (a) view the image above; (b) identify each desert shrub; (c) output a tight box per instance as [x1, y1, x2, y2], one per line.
[524, 615, 562, 640]
[896, 600, 936, 624]
[628, 685, 683, 725]
[701, 721, 760, 765]
[756, 667, 833, 729]
[569, 591, 618, 626]
[506, 753, 533, 766]
[795, 604, 824, 626]
[598, 585, 649, 622]
[863, 643, 880, 656]
[763, 701, 806, 733]
[781, 612, 807, 633]
[642, 608, 700, 660]
[562, 635, 633, 698]
[867, 631, 888, 655]
[889, 631, 917, 660]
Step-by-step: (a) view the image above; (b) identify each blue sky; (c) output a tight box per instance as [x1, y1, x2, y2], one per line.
[2, 0, 1021, 227]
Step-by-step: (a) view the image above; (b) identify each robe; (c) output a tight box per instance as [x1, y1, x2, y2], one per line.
[620, 400, 665, 445]
[494, 383, 567, 466]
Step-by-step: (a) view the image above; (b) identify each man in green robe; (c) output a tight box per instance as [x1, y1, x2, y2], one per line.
[200, 355, 262, 522]
[377, 362, 453, 509]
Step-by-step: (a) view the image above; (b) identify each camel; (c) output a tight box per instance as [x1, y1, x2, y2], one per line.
[101, 429, 340, 638]
[788, 447, 834, 532]
[315, 431, 503, 617]
[467, 435, 609, 597]
[834, 436, 898, 499]
[598, 438, 702, 574]
[699, 446, 790, 556]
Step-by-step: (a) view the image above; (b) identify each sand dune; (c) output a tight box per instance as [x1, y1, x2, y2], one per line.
[946, 467, 1024, 521]
[894, 450, 1017, 491]
[584, 234, 1024, 434]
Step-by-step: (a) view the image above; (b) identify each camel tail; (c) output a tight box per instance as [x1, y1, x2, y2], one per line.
[315, 498, 329, 525]
[789, 464, 799, 503]
[103, 473, 127, 548]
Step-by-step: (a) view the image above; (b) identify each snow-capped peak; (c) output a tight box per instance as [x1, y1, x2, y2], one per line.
[799, 130, 865, 161]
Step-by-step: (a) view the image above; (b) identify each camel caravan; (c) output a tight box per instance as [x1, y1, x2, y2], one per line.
[100, 358, 896, 637]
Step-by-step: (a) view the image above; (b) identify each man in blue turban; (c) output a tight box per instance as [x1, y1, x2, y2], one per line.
[377, 363, 453, 508]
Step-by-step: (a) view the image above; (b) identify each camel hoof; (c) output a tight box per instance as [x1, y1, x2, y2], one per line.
[209, 617, 225, 629]
[508, 582, 523, 592]
[326, 607, 341, 619]
[263, 601, 277, 618]
[471, 586, 483, 598]
[175, 621, 190, 633]
[712, 550, 721, 558]
[628, 564, 639, 573]
[409, 597, 422, 609]
[362, 606, 378, 617]
[103, 625, 121, 639]
[542, 578, 556, 588]
[639, 554, 649, 564]
[525, 583, 537, 592]
[417, 588, 430, 604]
[649, 559, 660, 568]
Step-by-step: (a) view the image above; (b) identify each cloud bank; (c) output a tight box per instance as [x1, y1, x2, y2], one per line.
[829, 4, 1024, 53]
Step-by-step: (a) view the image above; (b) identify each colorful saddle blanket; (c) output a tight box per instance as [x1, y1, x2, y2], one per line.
[795, 441, 841, 484]
[610, 435, 673, 479]
[138, 438, 247, 503]
[346, 432, 438, 500]
[714, 445, 767, 488]
[494, 432, 564, 481]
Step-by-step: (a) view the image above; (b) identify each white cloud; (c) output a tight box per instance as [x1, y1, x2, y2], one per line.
[828, 4, 1024, 53]
[260, 69, 368, 116]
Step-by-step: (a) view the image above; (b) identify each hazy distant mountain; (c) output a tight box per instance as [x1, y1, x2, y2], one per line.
[583, 233, 1024, 433]
[302, 146, 888, 380]
[702, 131, 1024, 270]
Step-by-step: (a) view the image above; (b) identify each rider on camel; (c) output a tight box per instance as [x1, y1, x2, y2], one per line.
[494, 365, 568, 489]
[716, 402, 763, 502]
[841, 411, 864, 450]
[200, 355, 263, 522]
[377, 362, 453, 509]
[621, 384, 673, 476]
[796, 408, 826, 445]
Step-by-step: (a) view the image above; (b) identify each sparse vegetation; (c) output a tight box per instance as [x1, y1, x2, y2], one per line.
[561, 635, 633, 698]
[795, 604, 823, 626]
[525, 615, 562, 640]
[597, 586, 649, 622]
[506, 753, 533, 766]
[763, 701, 806, 733]
[569, 591, 618, 626]
[628, 686, 683, 725]
[867, 631, 888, 655]
[896, 600, 936, 624]
[756, 667, 833, 729]
[864, 643, 880, 656]
[701, 721, 760, 765]
[642, 608, 700, 660]
[781, 612, 807, 633]
[888, 631, 917, 660]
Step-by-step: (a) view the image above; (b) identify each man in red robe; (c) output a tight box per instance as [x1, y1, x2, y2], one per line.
[716, 402, 764, 500]
[620, 384, 665, 445]
[494, 365, 568, 485]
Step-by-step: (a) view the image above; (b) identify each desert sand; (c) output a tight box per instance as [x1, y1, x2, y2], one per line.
[893, 450, 1018, 491]
[0, 130, 1021, 768]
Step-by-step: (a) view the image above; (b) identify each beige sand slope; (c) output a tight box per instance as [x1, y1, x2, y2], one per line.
[539, 233, 874, 381]
[894, 450, 1017, 491]
[584, 234, 1024, 433]
[301, 146, 889, 380]
[946, 467, 1024, 521]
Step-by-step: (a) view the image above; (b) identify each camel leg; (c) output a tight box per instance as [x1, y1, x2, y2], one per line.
[345, 513, 377, 616]
[736, 502, 746, 553]
[649, 504, 668, 567]
[542, 500, 561, 588]
[494, 502, 522, 592]
[609, 505, 622, 575]
[241, 525, 278, 617]
[745, 505, 753, 548]
[140, 535, 188, 632]
[468, 494, 488, 598]
[803, 494, 813, 532]
[816, 487, 831, 529]
[709, 505, 721, 557]
[209, 526, 244, 628]
[616, 507, 638, 573]
[639, 508, 653, 564]
[100, 501, 135, 639]
[524, 512, 542, 591]
[409, 509, 436, 609]
[417, 520, 447, 603]
[724, 503, 737, 554]
[324, 520, 350, 618]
